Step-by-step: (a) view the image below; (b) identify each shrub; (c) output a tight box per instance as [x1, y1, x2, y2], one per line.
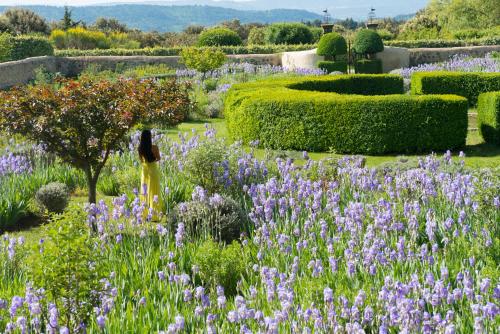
[309, 27, 323, 43]
[264, 23, 314, 45]
[353, 29, 384, 57]
[182, 139, 228, 193]
[317, 61, 347, 74]
[247, 27, 265, 45]
[35, 182, 70, 214]
[317, 33, 347, 61]
[355, 59, 383, 74]
[478, 91, 500, 145]
[385, 37, 500, 48]
[180, 47, 226, 79]
[225, 75, 468, 154]
[0, 34, 53, 62]
[50, 27, 111, 50]
[411, 72, 500, 106]
[193, 239, 245, 296]
[28, 209, 104, 331]
[197, 28, 242, 47]
[173, 194, 246, 243]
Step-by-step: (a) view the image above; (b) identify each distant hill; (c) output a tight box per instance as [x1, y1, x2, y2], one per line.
[0, 5, 323, 32]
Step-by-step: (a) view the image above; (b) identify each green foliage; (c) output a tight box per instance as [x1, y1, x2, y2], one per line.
[411, 72, 500, 106]
[226, 75, 468, 153]
[309, 27, 323, 43]
[354, 59, 383, 74]
[264, 23, 314, 45]
[477, 91, 500, 145]
[28, 209, 104, 331]
[316, 33, 347, 60]
[317, 60, 347, 74]
[247, 27, 265, 45]
[193, 239, 246, 296]
[0, 34, 53, 62]
[180, 47, 226, 77]
[1, 8, 49, 35]
[35, 182, 70, 214]
[352, 29, 384, 56]
[173, 195, 246, 243]
[54, 44, 317, 57]
[386, 37, 500, 48]
[197, 27, 242, 47]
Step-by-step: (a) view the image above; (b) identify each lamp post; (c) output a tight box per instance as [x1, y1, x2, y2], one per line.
[366, 7, 379, 30]
[321, 9, 334, 33]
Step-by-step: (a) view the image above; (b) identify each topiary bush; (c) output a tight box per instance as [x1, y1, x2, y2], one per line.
[354, 59, 383, 74]
[197, 27, 242, 47]
[316, 33, 347, 61]
[35, 182, 70, 214]
[317, 61, 347, 74]
[193, 239, 245, 296]
[411, 72, 500, 107]
[353, 29, 384, 57]
[477, 91, 500, 145]
[225, 75, 468, 154]
[264, 23, 314, 45]
[173, 192, 245, 243]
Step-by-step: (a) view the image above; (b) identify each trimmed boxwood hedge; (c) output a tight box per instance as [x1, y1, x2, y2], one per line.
[0, 34, 53, 62]
[317, 61, 347, 74]
[354, 59, 383, 74]
[197, 28, 243, 47]
[478, 91, 500, 145]
[225, 75, 468, 154]
[411, 72, 500, 106]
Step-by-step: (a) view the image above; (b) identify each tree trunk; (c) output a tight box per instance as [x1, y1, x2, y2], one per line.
[88, 178, 97, 204]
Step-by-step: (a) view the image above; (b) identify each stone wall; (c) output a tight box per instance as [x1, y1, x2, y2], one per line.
[409, 45, 500, 66]
[0, 54, 282, 89]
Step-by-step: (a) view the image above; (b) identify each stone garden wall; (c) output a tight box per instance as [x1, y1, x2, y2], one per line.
[0, 54, 281, 89]
[409, 45, 500, 66]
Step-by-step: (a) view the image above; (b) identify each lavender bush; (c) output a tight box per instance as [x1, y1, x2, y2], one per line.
[0, 127, 498, 333]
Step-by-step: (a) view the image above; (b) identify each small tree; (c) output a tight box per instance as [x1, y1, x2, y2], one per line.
[317, 32, 347, 61]
[3, 8, 49, 35]
[0, 78, 191, 204]
[180, 47, 227, 80]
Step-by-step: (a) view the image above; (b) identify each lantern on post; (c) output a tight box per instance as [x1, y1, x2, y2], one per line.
[366, 7, 379, 30]
[321, 9, 334, 33]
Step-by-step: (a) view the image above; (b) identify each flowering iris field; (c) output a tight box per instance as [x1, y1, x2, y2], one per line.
[1, 127, 499, 333]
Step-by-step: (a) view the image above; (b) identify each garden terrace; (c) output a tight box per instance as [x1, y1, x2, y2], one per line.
[226, 74, 468, 154]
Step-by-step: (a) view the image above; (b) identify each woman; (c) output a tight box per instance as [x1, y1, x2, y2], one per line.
[138, 129, 162, 220]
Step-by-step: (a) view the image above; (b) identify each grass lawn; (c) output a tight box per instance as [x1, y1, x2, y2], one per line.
[166, 117, 500, 168]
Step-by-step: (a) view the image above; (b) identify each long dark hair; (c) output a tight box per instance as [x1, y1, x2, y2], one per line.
[138, 130, 156, 163]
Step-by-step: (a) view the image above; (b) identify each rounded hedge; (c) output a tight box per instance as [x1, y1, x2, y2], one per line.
[317, 33, 347, 59]
[197, 28, 242, 47]
[225, 75, 468, 154]
[353, 29, 384, 55]
[264, 23, 314, 45]
[411, 71, 500, 107]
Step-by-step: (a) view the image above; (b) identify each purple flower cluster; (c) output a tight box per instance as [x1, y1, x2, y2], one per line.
[400, 53, 499, 79]
[0, 152, 32, 177]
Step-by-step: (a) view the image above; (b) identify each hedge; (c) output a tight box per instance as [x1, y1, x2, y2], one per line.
[317, 61, 347, 74]
[197, 28, 242, 47]
[54, 44, 317, 57]
[411, 72, 500, 106]
[385, 37, 500, 48]
[0, 34, 53, 62]
[354, 59, 383, 74]
[316, 33, 347, 59]
[264, 23, 314, 45]
[478, 92, 500, 145]
[352, 30, 384, 56]
[225, 75, 468, 154]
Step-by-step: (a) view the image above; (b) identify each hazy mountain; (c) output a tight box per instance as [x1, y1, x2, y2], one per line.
[134, 0, 428, 18]
[0, 5, 323, 32]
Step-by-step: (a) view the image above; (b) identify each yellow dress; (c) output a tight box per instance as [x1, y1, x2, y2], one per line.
[140, 159, 162, 220]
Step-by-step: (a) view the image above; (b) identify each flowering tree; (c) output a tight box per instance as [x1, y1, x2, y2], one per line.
[0, 77, 191, 204]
